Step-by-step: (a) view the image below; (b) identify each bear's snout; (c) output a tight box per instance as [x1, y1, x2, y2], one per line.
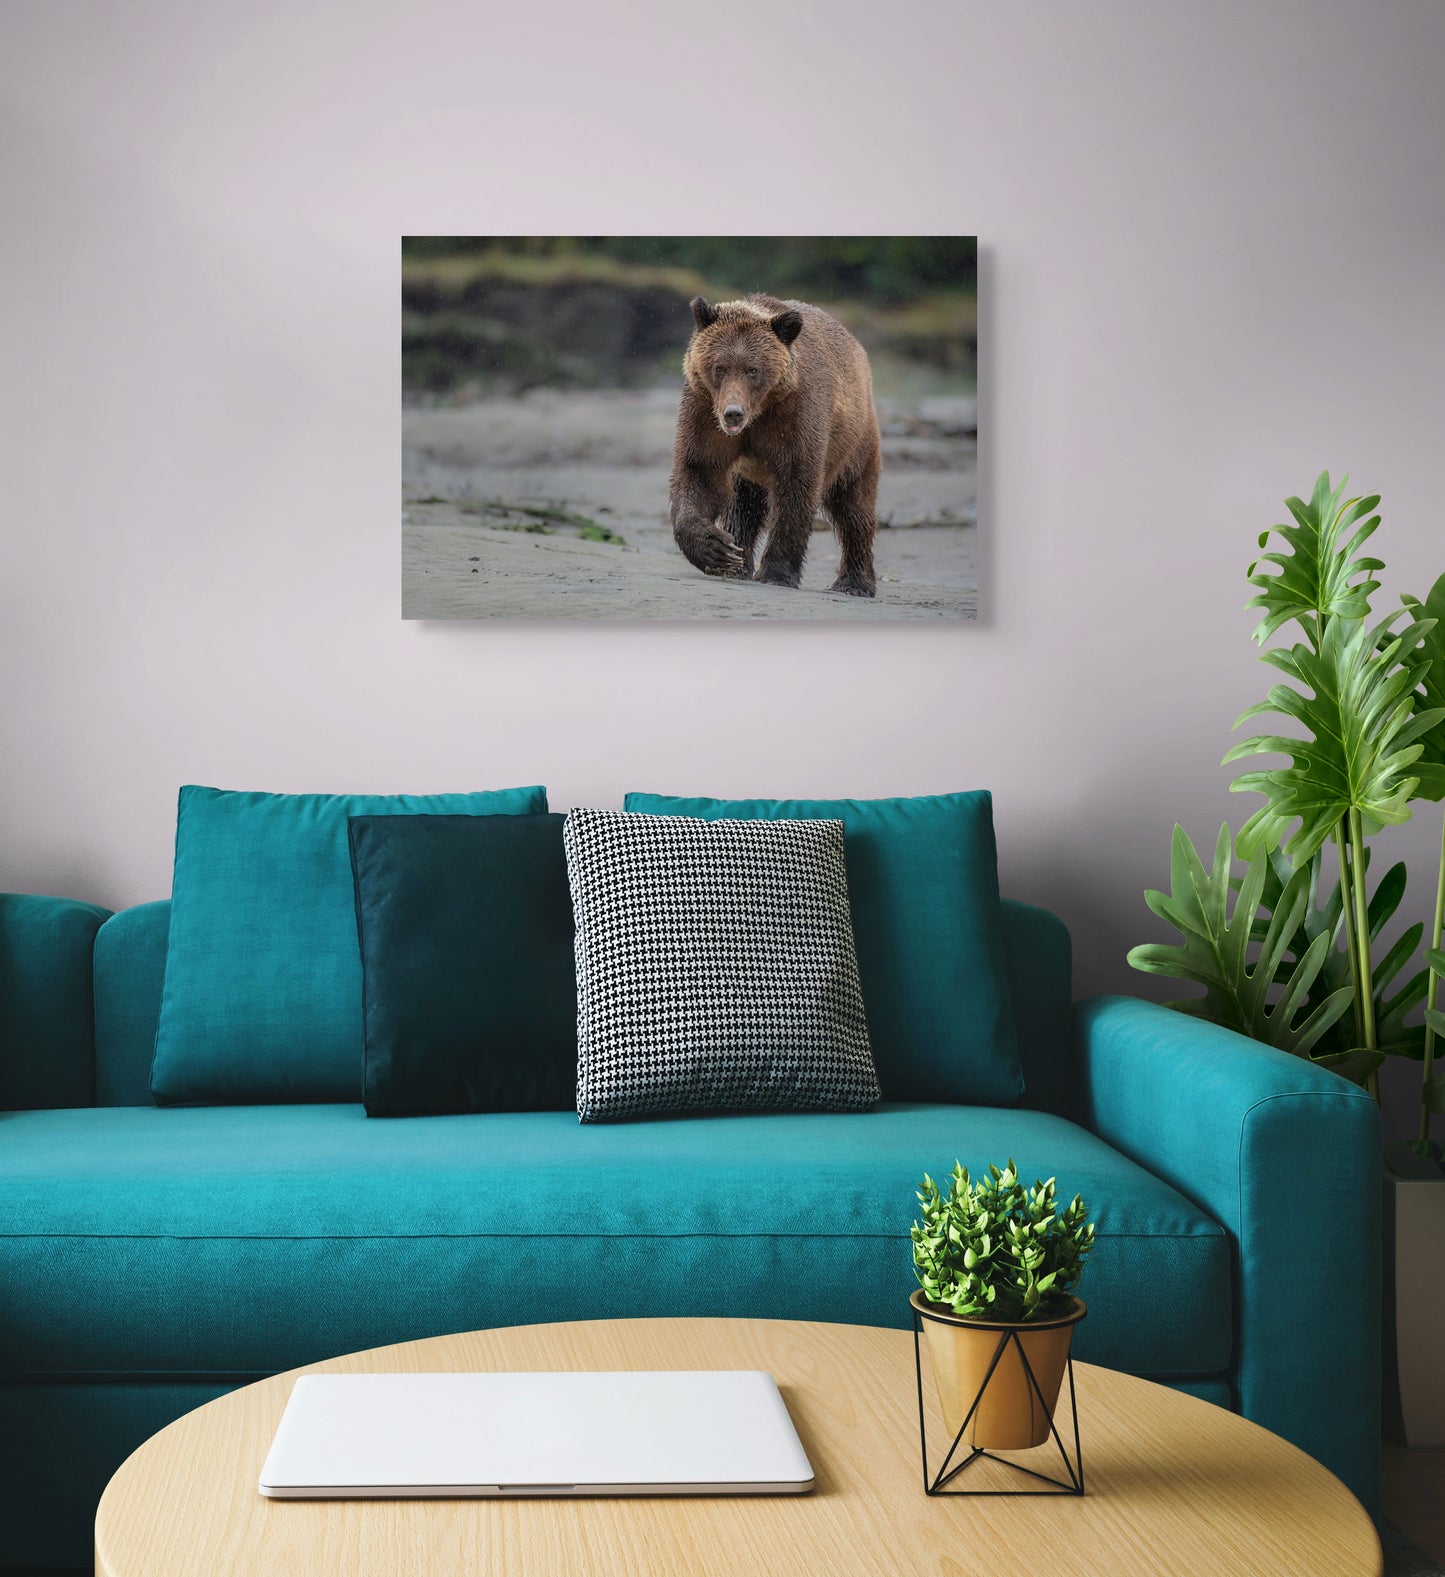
[720, 403, 747, 434]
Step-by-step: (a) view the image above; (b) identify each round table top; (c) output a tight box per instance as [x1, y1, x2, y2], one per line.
[95, 1316, 1381, 1576]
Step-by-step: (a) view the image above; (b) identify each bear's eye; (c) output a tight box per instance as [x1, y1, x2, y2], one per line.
[746, 367, 759, 380]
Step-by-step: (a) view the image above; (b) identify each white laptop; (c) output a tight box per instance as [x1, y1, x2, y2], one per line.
[259, 1371, 815, 1498]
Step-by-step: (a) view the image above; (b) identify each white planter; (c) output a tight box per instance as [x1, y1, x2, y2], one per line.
[1384, 1141, 1445, 1446]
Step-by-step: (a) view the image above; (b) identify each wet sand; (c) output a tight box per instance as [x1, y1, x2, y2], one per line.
[402, 388, 977, 621]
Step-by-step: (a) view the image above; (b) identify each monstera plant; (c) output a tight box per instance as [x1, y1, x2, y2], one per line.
[1128, 473, 1445, 1155]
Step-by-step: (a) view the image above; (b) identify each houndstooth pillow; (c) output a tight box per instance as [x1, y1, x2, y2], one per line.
[563, 808, 879, 1122]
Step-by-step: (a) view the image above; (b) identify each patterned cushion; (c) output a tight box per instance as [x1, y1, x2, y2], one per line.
[563, 808, 880, 1122]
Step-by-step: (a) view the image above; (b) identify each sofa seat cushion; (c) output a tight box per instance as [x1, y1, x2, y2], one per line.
[0, 1105, 1230, 1379]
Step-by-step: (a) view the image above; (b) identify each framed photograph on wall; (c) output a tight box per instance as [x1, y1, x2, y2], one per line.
[402, 237, 977, 621]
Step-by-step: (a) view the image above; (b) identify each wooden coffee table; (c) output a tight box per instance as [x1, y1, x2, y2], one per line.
[95, 1317, 1381, 1575]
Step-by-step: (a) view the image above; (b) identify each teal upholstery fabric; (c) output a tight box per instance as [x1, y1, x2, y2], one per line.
[1075, 995, 1381, 1517]
[1168, 1377, 1233, 1408]
[91, 897, 1077, 1115]
[0, 893, 110, 1111]
[150, 784, 547, 1105]
[93, 901, 169, 1108]
[0, 1103, 1228, 1379]
[93, 902, 170, 1110]
[623, 791, 1022, 1106]
[0, 1380, 236, 1571]
[1000, 900, 1071, 1115]
[348, 813, 577, 1114]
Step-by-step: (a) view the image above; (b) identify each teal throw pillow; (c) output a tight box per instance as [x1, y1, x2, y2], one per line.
[622, 791, 1023, 1106]
[348, 813, 577, 1116]
[151, 784, 547, 1104]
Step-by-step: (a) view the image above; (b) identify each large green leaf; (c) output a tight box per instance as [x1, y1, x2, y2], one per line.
[1422, 1072, 1445, 1115]
[1401, 572, 1445, 802]
[1245, 471, 1383, 647]
[1225, 610, 1445, 862]
[1313, 1046, 1388, 1083]
[1252, 845, 1342, 964]
[1249, 845, 1424, 1060]
[1423, 949, 1445, 1072]
[1127, 823, 1353, 1056]
[1373, 922, 1429, 1059]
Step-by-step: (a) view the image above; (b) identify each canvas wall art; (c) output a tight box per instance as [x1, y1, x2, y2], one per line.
[402, 237, 977, 620]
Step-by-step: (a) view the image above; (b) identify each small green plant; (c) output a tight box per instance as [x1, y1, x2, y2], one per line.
[911, 1161, 1095, 1321]
[456, 499, 628, 547]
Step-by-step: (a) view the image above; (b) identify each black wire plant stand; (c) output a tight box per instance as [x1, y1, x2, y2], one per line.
[911, 1298, 1085, 1497]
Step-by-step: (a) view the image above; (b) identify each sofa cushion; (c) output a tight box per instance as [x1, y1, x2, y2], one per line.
[564, 808, 879, 1121]
[151, 784, 547, 1105]
[348, 812, 578, 1116]
[0, 893, 111, 1111]
[623, 791, 1023, 1106]
[94, 901, 171, 1108]
[0, 1104, 1230, 1380]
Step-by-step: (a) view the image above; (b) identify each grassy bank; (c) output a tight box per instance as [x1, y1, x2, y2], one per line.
[402, 245, 977, 401]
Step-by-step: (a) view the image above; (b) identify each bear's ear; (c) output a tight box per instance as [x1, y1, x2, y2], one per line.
[690, 297, 718, 331]
[770, 309, 803, 346]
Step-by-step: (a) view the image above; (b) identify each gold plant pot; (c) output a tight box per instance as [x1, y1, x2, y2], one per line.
[911, 1290, 1086, 1450]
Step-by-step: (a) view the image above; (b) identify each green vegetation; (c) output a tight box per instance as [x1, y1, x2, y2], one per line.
[442, 499, 627, 547]
[911, 1161, 1095, 1322]
[401, 236, 977, 398]
[402, 248, 706, 297]
[402, 236, 976, 304]
[1128, 473, 1445, 1152]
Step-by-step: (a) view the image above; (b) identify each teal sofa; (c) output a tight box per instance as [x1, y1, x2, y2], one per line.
[0, 890, 1379, 1570]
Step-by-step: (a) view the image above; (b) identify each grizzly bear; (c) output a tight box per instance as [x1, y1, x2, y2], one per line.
[668, 293, 881, 597]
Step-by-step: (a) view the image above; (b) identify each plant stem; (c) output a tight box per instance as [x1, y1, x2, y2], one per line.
[1335, 820, 1364, 1049]
[1421, 809, 1445, 1146]
[1347, 807, 1380, 1101]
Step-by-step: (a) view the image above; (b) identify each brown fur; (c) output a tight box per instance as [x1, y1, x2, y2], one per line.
[668, 293, 881, 596]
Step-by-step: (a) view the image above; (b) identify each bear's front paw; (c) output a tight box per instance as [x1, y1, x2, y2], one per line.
[701, 544, 748, 579]
[681, 523, 746, 578]
[830, 572, 876, 598]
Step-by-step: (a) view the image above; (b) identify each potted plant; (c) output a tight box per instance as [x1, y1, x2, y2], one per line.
[1126, 474, 1445, 1444]
[910, 1160, 1095, 1450]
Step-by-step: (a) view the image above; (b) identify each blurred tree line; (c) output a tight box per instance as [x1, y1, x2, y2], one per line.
[401, 236, 975, 305]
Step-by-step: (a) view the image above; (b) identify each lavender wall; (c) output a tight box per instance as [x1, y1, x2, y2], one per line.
[3, 2, 1443, 1120]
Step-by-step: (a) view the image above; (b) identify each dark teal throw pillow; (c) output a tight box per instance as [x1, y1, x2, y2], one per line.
[348, 813, 577, 1116]
[151, 784, 547, 1105]
[622, 791, 1023, 1106]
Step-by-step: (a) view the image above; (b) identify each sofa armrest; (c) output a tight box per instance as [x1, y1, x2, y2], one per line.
[0, 893, 112, 1111]
[1074, 995, 1380, 1518]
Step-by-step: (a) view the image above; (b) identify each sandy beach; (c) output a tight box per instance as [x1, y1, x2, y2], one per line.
[402, 387, 977, 621]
